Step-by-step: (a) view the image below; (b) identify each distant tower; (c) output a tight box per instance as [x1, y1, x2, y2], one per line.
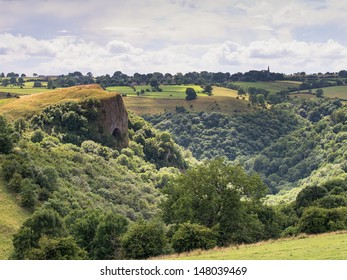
[267, 66, 270, 73]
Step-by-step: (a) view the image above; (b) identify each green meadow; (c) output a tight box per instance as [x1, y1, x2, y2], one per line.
[231, 81, 301, 94]
[0, 177, 30, 259]
[107, 84, 205, 99]
[0, 81, 51, 95]
[159, 231, 347, 260]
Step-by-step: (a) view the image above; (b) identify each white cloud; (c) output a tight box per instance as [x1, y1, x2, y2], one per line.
[2, 33, 347, 75]
[1, 1, 347, 75]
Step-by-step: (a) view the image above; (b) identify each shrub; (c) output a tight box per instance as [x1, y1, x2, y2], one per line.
[299, 207, 347, 234]
[121, 220, 166, 259]
[31, 129, 45, 143]
[185, 87, 197, 100]
[171, 222, 218, 253]
[91, 213, 128, 260]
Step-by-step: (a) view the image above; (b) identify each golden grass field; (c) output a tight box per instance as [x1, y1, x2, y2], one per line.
[0, 84, 119, 120]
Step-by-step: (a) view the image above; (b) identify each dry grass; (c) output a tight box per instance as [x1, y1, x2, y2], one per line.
[0, 84, 119, 120]
[123, 95, 253, 116]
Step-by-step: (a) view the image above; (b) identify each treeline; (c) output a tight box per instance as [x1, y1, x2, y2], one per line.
[1, 70, 285, 89]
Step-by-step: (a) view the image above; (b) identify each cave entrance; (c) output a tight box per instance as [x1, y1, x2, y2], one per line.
[112, 128, 121, 139]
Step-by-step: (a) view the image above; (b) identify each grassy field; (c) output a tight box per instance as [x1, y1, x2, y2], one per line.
[0, 81, 50, 95]
[291, 86, 347, 100]
[0, 84, 119, 120]
[158, 231, 347, 260]
[115, 84, 253, 115]
[123, 95, 253, 115]
[107, 85, 205, 99]
[0, 176, 30, 259]
[300, 86, 347, 100]
[231, 81, 301, 94]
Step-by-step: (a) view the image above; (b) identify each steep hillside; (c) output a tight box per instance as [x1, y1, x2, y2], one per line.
[0, 177, 30, 259]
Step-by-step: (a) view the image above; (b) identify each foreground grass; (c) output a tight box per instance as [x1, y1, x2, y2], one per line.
[159, 231, 347, 260]
[0, 176, 30, 259]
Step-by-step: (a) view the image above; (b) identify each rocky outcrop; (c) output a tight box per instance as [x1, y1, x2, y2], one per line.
[98, 94, 129, 148]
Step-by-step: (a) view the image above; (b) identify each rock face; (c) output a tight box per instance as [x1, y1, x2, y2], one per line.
[99, 94, 129, 148]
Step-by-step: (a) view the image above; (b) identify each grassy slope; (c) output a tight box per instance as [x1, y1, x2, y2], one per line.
[120, 85, 252, 115]
[160, 231, 347, 260]
[123, 95, 252, 116]
[291, 86, 347, 102]
[107, 85, 205, 99]
[232, 81, 301, 94]
[0, 177, 30, 259]
[0, 84, 119, 120]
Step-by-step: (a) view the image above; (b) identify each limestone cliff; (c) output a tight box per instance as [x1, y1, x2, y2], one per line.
[98, 93, 129, 148]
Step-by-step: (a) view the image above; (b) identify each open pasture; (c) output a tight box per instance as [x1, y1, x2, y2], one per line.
[123, 95, 252, 116]
[107, 85, 205, 99]
[231, 81, 301, 94]
[157, 231, 347, 260]
[0, 81, 50, 95]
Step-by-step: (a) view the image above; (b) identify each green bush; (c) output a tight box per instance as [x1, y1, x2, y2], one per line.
[91, 213, 128, 260]
[171, 222, 218, 253]
[299, 207, 347, 234]
[121, 220, 166, 259]
[25, 236, 87, 260]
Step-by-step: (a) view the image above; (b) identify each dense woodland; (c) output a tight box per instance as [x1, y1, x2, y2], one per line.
[1, 70, 347, 259]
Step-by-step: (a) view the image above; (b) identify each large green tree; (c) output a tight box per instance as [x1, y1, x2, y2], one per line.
[162, 158, 267, 245]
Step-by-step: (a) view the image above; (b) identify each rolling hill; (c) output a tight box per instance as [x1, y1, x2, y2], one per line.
[0, 84, 119, 120]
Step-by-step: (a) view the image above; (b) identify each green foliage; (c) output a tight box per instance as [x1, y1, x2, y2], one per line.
[129, 113, 189, 169]
[31, 129, 44, 143]
[185, 87, 197, 100]
[12, 208, 65, 259]
[171, 222, 218, 253]
[29, 99, 117, 147]
[299, 207, 347, 234]
[146, 109, 300, 162]
[20, 179, 39, 210]
[25, 236, 87, 260]
[121, 219, 167, 259]
[162, 158, 268, 245]
[0, 115, 14, 154]
[296, 185, 328, 209]
[91, 213, 128, 260]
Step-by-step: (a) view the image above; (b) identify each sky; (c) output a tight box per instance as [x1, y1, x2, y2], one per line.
[1, 0, 347, 76]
